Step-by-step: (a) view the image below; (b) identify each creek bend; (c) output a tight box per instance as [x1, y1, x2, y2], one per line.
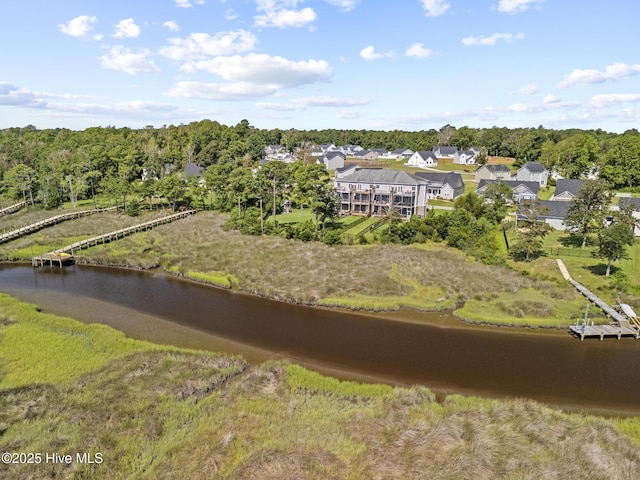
[1, 263, 639, 416]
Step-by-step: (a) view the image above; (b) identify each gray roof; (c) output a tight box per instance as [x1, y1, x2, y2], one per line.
[518, 200, 570, 219]
[336, 163, 359, 173]
[391, 148, 412, 154]
[520, 161, 548, 173]
[183, 162, 204, 177]
[477, 164, 511, 173]
[477, 179, 540, 195]
[434, 146, 458, 155]
[553, 179, 587, 198]
[370, 148, 388, 154]
[338, 168, 427, 186]
[414, 151, 438, 161]
[414, 172, 464, 189]
[619, 197, 640, 211]
[322, 151, 346, 160]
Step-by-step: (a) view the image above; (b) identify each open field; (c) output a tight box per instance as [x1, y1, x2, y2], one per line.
[1, 293, 639, 479]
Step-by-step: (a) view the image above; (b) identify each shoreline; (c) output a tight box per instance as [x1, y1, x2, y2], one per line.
[68, 259, 575, 335]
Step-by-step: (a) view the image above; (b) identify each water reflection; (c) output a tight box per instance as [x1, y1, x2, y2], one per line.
[1, 263, 639, 416]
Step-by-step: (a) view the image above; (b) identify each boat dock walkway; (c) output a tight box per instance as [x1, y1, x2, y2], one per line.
[557, 259, 640, 340]
[32, 209, 196, 267]
[0, 201, 26, 217]
[0, 207, 116, 244]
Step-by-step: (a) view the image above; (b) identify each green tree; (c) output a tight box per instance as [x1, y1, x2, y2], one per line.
[512, 200, 551, 261]
[597, 222, 634, 276]
[5, 164, 37, 206]
[564, 179, 611, 248]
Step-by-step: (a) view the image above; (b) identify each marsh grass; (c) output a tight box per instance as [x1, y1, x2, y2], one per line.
[39, 211, 582, 326]
[1, 295, 639, 479]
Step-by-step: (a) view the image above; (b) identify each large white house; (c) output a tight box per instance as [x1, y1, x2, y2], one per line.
[406, 151, 438, 169]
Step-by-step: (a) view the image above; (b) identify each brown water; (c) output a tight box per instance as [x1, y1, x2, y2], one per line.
[1, 263, 639, 416]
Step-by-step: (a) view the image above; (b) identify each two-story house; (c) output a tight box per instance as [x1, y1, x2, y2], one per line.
[516, 161, 549, 186]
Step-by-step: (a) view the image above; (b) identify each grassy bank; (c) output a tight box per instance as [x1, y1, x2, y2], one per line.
[0, 209, 590, 327]
[4, 207, 637, 328]
[1, 293, 639, 479]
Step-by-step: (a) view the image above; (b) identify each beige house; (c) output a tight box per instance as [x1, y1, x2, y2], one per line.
[474, 164, 512, 183]
[334, 168, 429, 219]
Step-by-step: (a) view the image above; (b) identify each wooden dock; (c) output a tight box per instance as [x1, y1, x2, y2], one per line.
[0, 201, 26, 217]
[557, 260, 640, 340]
[569, 320, 640, 340]
[32, 209, 196, 267]
[0, 207, 116, 244]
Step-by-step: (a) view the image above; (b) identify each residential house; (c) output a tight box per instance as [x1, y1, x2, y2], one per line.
[474, 164, 512, 183]
[433, 146, 459, 161]
[551, 179, 587, 201]
[381, 148, 414, 160]
[516, 161, 549, 186]
[318, 151, 346, 171]
[183, 162, 205, 186]
[414, 172, 465, 200]
[370, 148, 388, 155]
[265, 145, 286, 156]
[353, 150, 379, 161]
[477, 179, 540, 203]
[619, 197, 640, 236]
[406, 151, 438, 169]
[456, 147, 481, 165]
[334, 168, 428, 219]
[310, 143, 336, 157]
[517, 199, 570, 231]
[337, 144, 364, 156]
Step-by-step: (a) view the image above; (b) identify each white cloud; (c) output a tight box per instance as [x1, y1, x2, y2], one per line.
[0, 82, 46, 108]
[159, 30, 257, 62]
[59, 15, 100, 39]
[99, 46, 160, 75]
[557, 62, 640, 88]
[518, 84, 540, 95]
[113, 19, 141, 38]
[588, 93, 640, 108]
[254, 0, 317, 28]
[497, 0, 544, 14]
[461, 32, 525, 46]
[405, 43, 433, 58]
[256, 96, 370, 111]
[175, 0, 205, 7]
[421, 0, 450, 17]
[166, 81, 280, 100]
[543, 94, 561, 104]
[163, 20, 180, 32]
[183, 54, 332, 88]
[323, 0, 359, 11]
[225, 9, 238, 20]
[359, 45, 394, 61]
[336, 110, 362, 119]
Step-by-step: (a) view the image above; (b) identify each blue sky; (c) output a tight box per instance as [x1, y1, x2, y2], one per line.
[1, 0, 639, 132]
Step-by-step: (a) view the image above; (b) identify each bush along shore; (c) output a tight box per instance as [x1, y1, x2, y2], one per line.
[0, 209, 611, 329]
[1, 292, 640, 480]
